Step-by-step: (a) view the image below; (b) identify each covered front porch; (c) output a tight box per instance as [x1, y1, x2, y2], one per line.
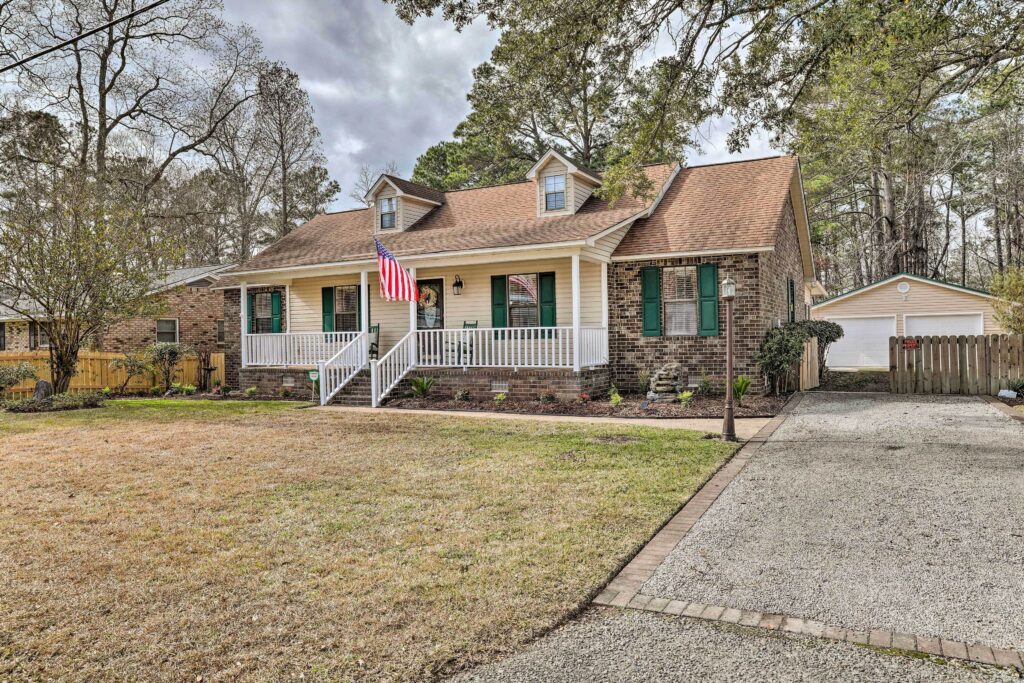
[237, 251, 610, 406]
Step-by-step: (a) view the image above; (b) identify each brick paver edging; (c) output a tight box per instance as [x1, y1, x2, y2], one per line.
[592, 391, 1024, 671]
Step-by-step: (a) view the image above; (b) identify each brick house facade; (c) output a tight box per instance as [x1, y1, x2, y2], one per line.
[224, 286, 288, 391]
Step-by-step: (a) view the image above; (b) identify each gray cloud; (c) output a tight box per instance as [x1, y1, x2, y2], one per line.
[223, 1, 778, 211]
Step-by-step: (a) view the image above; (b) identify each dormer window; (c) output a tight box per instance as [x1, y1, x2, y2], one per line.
[379, 197, 396, 229]
[544, 174, 566, 211]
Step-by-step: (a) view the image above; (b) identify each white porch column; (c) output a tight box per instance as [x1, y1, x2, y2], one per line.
[571, 254, 581, 372]
[285, 282, 292, 332]
[408, 266, 417, 368]
[600, 261, 609, 363]
[239, 280, 248, 368]
[360, 270, 370, 364]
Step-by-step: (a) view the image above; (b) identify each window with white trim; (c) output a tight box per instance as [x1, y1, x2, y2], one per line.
[216, 319, 225, 345]
[508, 273, 539, 327]
[251, 293, 274, 333]
[544, 174, 566, 211]
[334, 285, 359, 331]
[663, 266, 698, 336]
[156, 319, 179, 343]
[379, 197, 396, 229]
[35, 323, 50, 348]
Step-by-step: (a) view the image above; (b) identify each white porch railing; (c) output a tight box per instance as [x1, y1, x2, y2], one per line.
[245, 332, 360, 367]
[579, 326, 608, 368]
[371, 331, 416, 407]
[318, 332, 368, 405]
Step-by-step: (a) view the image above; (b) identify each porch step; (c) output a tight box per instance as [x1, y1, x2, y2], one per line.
[329, 369, 373, 406]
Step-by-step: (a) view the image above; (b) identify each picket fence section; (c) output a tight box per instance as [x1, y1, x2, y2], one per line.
[799, 337, 820, 391]
[0, 351, 225, 397]
[889, 334, 1023, 395]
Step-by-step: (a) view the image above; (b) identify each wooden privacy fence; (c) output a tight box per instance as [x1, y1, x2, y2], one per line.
[889, 334, 1023, 395]
[798, 336, 820, 391]
[0, 351, 225, 398]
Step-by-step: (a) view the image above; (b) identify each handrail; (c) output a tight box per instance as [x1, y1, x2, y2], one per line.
[371, 330, 416, 407]
[318, 332, 367, 405]
[245, 331, 359, 367]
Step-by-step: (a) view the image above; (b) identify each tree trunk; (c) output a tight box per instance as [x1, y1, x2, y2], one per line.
[881, 168, 899, 275]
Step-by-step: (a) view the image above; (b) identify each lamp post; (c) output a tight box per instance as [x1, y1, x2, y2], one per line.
[721, 277, 737, 442]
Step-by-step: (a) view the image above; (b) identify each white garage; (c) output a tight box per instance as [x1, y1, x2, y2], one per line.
[812, 274, 1003, 370]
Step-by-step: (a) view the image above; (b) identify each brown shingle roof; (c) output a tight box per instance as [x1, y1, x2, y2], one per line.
[382, 175, 447, 205]
[233, 163, 675, 273]
[613, 156, 798, 258]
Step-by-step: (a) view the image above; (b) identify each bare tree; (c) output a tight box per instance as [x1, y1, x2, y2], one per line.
[349, 161, 399, 206]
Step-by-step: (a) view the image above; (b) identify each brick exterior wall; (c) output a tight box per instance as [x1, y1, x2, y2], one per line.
[0, 321, 31, 351]
[96, 286, 225, 354]
[238, 367, 316, 398]
[607, 198, 807, 394]
[398, 367, 611, 403]
[224, 286, 288, 390]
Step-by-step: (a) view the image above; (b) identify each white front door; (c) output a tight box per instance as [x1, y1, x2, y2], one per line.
[904, 313, 983, 337]
[825, 316, 896, 369]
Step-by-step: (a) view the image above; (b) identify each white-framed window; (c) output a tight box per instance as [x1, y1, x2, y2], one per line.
[156, 319, 179, 343]
[544, 174, 566, 211]
[30, 322, 51, 349]
[663, 266, 698, 336]
[508, 273, 540, 327]
[251, 292, 274, 333]
[379, 197, 396, 229]
[334, 285, 359, 331]
[216, 319, 225, 345]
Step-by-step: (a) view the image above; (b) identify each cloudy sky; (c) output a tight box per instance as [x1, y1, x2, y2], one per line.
[222, 0, 776, 211]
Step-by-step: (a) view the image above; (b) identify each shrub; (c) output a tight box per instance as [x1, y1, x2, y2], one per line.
[697, 369, 713, 395]
[0, 362, 37, 394]
[181, 384, 197, 396]
[733, 375, 751, 407]
[409, 376, 436, 398]
[538, 392, 557, 403]
[793, 319, 844, 380]
[109, 353, 152, 394]
[146, 342, 193, 392]
[149, 385, 162, 396]
[244, 386, 258, 397]
[678, 390, 694, 406]
[215, 384, 231, 397]
[3, 392, 104, 413]
[101, 386, 113, 397]
[757, 323, 811, 395]
[609, 386, 622, 407]
[1009, 377, 1024, 395]
[577, 391, 591, 404]
[493, 392, 507, 404]
[991, 267, 1024, 334]
[454, 389, 471, 401]
[636, 370, 651, 394]
[279, 387, 292, 398]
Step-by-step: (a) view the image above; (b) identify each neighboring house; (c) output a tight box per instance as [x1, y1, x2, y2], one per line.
[0, 265, 230, 354]
[812, 273, 1004, 370]
[222, 151, 823, 405]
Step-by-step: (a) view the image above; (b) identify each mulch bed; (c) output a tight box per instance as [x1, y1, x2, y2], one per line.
[386, 393, 786, 418]
[998, 396, 1024, 408]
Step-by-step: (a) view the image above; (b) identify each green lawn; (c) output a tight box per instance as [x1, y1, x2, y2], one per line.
[0, 400, 734, 682]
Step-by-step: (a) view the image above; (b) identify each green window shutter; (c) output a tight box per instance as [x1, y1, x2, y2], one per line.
[491, 275, 508, 328]
[0, 322, 5, 351]
[641, 267, 661, 337]
[538, 272, 556, 326]
[321, 287, 335, 332]
[698, 263, 719, 337]
[247, 293, 255, 334]
[28, 321, 37, 350]
[355, 285, 363, 332]
[270, 291, 282, 333]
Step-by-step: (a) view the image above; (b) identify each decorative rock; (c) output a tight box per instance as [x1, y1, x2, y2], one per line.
[32, 380, 53, 401]
[648, 363, 684, 403]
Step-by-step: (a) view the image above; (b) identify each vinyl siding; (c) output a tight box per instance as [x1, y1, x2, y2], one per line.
[285, 257, 604, 355]
[573, 177, 596, 212]
[401, 197, 434, 230]
[812, 276, 1002, 336]
[589, 224, 631, 261]
[536, 159, 572, 217]
[373, 185, 398, 233]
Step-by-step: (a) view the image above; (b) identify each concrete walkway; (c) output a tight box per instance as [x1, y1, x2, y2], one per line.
[454, 392, 1024, 681]
[316, 405, 771, 441]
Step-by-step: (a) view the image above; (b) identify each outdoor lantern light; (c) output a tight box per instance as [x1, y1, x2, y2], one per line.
[721, 277, 736, 300]
[453, 275, 464, 295]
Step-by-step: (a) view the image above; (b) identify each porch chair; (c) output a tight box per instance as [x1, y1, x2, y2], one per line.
[368, 324, 380, 360]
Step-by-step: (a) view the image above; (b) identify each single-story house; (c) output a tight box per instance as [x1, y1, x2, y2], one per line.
[221, 151, 825, 405]
[0, 265, 230, 353]
[811, 273, 1004, 370]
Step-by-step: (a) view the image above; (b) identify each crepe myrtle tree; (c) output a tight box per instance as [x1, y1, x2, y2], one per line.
[0, 172, 181, 394]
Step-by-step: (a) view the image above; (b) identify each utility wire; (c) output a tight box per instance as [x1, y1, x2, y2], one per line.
[0, 0, 172, 76]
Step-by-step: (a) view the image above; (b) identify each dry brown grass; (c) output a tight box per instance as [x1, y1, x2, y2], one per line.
[0, 400, 733, 682]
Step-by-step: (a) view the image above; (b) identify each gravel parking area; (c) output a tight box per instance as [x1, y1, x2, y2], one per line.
[454, 609, 1017, 682]
[642, 392, 1024, 652]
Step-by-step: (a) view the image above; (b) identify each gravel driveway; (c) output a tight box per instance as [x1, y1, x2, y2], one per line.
[642, 392, 1024, 651]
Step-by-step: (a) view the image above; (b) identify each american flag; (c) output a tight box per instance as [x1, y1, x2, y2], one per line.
[375, 237, 418, 302]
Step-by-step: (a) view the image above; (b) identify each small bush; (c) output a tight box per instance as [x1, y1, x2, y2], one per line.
[146, 342, 193, 392]
[149, 386, 162, 396]
[181, 384, 197, 396]
[733, 375, 751, 407]
[697, 370, 713, 395]
[0, 362, 37, 394]
[409, 376, 436, 398]
[1009, 377, 1024, 395]
[215, 385, 231, 396]
[101, 386, 113, 397]
[757, 323, 811, 394]
[538, 392, 557, 403]
[244, 387, 258, 397]
[279, 387, 292, 398]
[109, 353, 152, 394]
[577, 391, 591, 404]
[493, 392, 507, 404]
[636, 370, 651, 394]
[4, 392, 104, 413]
[454, 389, 471, 401]
[609, 386, 622, 407]
[678, 390, 694, 407]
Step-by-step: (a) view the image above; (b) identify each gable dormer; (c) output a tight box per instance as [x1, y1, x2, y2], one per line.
[364, 174, 445, 233]
[526, 150, 602, 217]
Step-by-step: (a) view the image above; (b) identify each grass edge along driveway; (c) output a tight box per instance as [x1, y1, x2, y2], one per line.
[0, 400, 735, 682]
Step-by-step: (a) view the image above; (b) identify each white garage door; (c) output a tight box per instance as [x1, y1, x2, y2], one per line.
[904, 313, 983, 337]
[825, 316, 896, 369]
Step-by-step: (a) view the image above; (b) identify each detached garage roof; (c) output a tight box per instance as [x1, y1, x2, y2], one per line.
[813, 273, 992, 310]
